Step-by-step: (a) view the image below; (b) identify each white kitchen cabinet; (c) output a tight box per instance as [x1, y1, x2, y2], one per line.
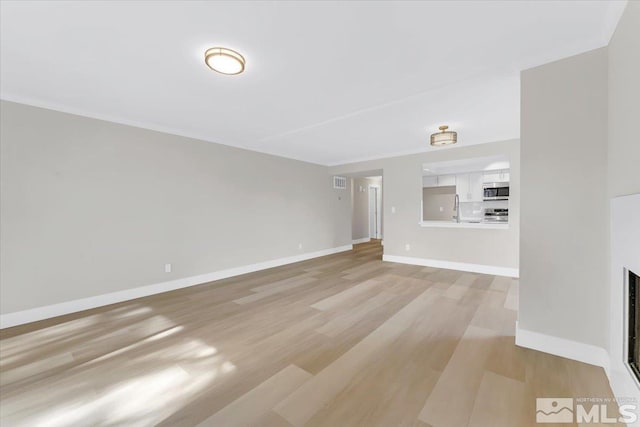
[422, 176, 438, 187]
[483, 172, 499, 183]
[422, 174, 456, 188]
[469, 172, 484, 201]
[456, 173, 484, 202]
[483, 170, 510, 183]
[438, 175, 456, 186]
[456, 173, 470, 201]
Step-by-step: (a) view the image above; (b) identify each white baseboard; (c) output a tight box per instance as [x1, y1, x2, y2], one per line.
[382, 254, 519, 278]
[515, 322, 610, 371]
[0, 244, 353, 329]
[352, 238, 371, 244]
[608, 364, 640, 413]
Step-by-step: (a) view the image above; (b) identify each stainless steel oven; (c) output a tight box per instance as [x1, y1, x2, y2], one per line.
[483, 182, 509, 201]
[483, 208, 509, 223]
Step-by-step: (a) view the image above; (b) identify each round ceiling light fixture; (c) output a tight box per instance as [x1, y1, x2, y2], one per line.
[430, 125, 457, 146]
[204, 47, 245, 75]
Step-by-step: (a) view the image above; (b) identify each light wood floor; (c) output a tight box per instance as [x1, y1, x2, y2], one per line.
[0, 240, 620, 426]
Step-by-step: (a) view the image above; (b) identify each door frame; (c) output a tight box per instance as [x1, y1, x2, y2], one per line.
[368, 184, 382, 239]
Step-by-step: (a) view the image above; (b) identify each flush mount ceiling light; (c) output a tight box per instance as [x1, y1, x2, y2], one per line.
[204, 47, 245, 75]
[430, 125, 457, 146]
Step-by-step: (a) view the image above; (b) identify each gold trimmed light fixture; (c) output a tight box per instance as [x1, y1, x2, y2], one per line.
[430, 125, 457, 146]
[204, 47, 245, 75]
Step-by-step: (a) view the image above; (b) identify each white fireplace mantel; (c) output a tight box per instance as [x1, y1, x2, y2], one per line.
[609, 193, 640, 416]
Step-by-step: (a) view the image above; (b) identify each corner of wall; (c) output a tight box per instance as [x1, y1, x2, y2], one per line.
[515, 321, 610, 372]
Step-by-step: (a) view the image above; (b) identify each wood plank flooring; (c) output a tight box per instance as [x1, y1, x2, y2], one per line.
[0, 240, 621, 426]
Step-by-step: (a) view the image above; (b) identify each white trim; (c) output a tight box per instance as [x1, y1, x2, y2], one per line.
[383, 254, 518, 278]
[515, 322, 610, 372]
[609, 367, 640, 415]
[419, 220, 509, 230]
[368, 184, 382, 240]
[352, 238, 371, 244]
[0, 244, 353, 329]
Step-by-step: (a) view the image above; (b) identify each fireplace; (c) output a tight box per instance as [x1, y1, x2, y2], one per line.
[629, 269, 640, 382]
[610, 194, 640, 400]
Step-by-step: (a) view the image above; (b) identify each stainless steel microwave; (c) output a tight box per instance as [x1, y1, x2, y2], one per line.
[483, 182, 509, 201]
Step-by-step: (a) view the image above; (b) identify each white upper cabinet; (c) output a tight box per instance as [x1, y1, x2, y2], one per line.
[422, 174, 456, 188]
[482, 170, 510, 183]
[426, 170, 508, 193]
[457, 173, 470, 200]
[456, 172, 484, 202]
[469, 172, 484, 201]
[483, 172, 500, 183]
[438, 175, 456, 186]
[422, 176, 438, 187]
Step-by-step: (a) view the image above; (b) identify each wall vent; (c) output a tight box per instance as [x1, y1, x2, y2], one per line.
[333, 176, 347, 190]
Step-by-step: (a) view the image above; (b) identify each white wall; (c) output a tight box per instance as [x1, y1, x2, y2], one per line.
[519, 0, 640, 367]
[331, 139, 520, 272]
[0, 101, 351, 316]
[520, 47, 609, 350]
[608, 1, 640, 199]
[607, 0, 640, 404]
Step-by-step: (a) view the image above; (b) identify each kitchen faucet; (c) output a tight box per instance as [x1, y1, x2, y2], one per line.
[453, 194, 460, 223]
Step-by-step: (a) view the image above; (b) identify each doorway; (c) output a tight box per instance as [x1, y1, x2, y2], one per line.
[349, 172, 383, 246]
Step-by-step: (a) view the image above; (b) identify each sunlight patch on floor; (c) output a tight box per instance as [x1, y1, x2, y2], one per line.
[0, 307, 235, 426]
[28, 366, 214, 427]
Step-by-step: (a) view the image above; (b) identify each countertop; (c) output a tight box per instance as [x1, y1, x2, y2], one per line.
[419, 220, 509, 230]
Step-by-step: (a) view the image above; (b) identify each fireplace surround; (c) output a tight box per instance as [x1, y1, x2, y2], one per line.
[610, 194, 640, 405]
[628, 270, 640, 383]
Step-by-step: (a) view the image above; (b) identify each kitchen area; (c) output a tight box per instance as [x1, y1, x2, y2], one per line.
[329, 139, 519, 276]
[421, 155, 510, 229]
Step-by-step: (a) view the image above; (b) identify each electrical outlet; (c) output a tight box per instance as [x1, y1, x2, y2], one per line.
[164, 263, 172, 273]
[391, 206, 396, 214]
[439, 206, 444, 212]
[298, 243, 303, 250]
[405, 244, 411, 251]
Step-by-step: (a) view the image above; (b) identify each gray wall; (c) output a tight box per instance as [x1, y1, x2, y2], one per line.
[0, 101, 351, 314]
[331, 139, 520, 270]
[608, 1, 640, 198]
[422, 186, 456, 221]
[520, 48, 609, 348]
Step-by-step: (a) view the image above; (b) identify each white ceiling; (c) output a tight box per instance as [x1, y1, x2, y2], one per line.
[0, 1, 626, 165]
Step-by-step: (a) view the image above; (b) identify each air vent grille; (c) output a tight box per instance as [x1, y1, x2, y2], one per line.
[333, 176, 347, 190]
